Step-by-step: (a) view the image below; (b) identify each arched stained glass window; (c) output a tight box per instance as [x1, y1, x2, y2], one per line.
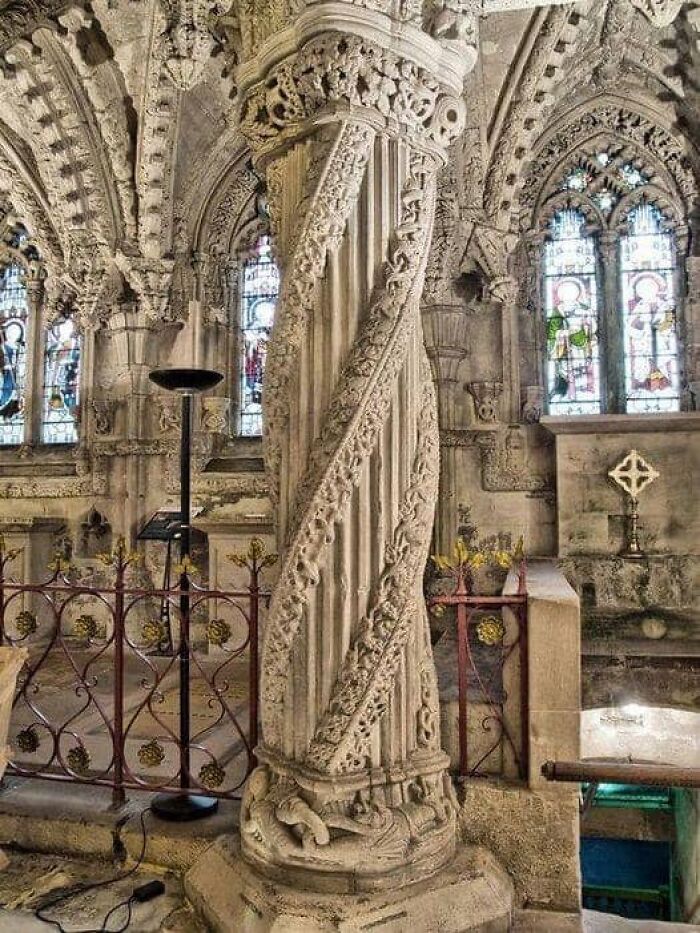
[620, 203, 680, 413]
[537, 146, 685, 416]
[543, 209, 602, 415]
[0, 262, 28, 445]
[239, 235, 279, 436]
[42, 314, 81, 443]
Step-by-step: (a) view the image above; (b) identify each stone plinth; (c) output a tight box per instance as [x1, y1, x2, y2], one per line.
[185, 834, 513, 933]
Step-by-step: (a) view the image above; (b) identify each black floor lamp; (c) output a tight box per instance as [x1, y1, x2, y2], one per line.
[148, 367, 223, 821]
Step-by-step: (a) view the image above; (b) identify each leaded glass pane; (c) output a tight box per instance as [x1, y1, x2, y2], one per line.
[543, 209, 602, 415]
[620, 203, 680, 413]
[42, 315, 80, 443]
[593, 190, 618, 215]
[240, 236, 279, 436]
[0, 263, 28, 445]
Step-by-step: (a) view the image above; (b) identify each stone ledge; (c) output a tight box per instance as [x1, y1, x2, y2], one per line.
[0, 776, 238, 872]
[541, 413, 700, 435]
[185, 834, 514, 933]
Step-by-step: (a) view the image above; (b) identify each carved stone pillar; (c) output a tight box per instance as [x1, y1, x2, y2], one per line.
[422, 301, 470, 552]
[236, 3, 476, 892]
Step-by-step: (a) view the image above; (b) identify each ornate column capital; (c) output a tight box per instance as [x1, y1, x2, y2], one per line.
[114, 253, 177, 323]
[237, 3, 476, 167]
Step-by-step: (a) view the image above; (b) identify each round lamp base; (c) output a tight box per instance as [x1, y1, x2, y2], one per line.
[151, 792, 219, 822]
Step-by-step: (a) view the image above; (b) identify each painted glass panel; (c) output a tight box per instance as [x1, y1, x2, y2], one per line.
[543, 209, 602, 415]
[42, 315, 81, 443]
[0, 263, 28, 445]
[240, 236, 279, 436]
[620, 203, 680, 413]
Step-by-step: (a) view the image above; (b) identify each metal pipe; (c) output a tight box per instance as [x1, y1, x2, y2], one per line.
[542, 760, 700, 788]
[179, 391, 192, 791]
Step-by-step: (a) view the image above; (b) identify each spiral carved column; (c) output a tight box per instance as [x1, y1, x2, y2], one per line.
[237, 6, 476, 892]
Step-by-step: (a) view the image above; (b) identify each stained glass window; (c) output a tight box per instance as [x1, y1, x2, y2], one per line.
[42, 314, 81, 443]
[0, 262, 28, 445]
[543, 210, 602, 415]
[239, 236, 279, 436]
[620, 203, 680, 413]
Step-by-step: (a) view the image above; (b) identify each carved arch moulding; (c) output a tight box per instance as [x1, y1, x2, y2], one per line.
[519, 100, 699, 231]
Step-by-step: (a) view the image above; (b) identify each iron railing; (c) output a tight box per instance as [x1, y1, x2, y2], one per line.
[0, 536, 273, 807]
[430, 560, 528, 781]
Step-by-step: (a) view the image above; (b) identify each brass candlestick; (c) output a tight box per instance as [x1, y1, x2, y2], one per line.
[608, 449, 659, 559]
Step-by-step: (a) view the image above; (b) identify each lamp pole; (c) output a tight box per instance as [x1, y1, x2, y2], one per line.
[148, 367, 223, 821]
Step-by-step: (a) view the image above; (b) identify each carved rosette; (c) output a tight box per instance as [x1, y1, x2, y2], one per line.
[236, 6, 473, 890]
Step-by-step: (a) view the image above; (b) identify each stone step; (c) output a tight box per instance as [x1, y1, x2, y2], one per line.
[0, 775, 238, 872]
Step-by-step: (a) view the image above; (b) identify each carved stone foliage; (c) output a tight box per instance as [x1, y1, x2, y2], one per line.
[240, 33, 466, 158]
[114, 255, 176, 322]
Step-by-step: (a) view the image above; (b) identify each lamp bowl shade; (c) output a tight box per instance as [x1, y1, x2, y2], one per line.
[149, 368, 224, 394]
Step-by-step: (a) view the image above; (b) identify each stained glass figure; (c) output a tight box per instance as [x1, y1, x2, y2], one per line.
[619, 203, 680, 413]
[42, 315, 81, 443]
[239, 236, 279, 436]
[543, 209, 602, 415]
[0, 262, 28, 445]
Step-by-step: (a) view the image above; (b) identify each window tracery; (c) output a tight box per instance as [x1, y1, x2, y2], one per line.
[536, 142, 686, 415]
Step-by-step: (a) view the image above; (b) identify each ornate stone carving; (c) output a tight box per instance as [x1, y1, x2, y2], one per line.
[477, 429, 549, 493]
[156, 397, 180, 437]
[260, 151, 440, 752]
[201, 397, 231, 434]
[92, 399, 117, 436]
[237, 6, 472, 888]
[115, 255, 176, 322]
[520, 105, 697, 225]
[467, 381, 503, 424]
[160, 0, 230, 90]
[241, 760, 456, 890]
[240, 34, 467, 158]
[254, 120, 374, 511]
[629, 0, 682, 27]
[522, 385, 544, 424]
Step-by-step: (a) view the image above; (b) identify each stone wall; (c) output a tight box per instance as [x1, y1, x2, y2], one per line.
[674, 790, 700, 924]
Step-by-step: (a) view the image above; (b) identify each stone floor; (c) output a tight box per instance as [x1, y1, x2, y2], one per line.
[0, 848, 206, 932]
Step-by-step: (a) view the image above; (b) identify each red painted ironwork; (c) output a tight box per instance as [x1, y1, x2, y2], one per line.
[430, 560, 529, 781]
[0, 536, 271, 808]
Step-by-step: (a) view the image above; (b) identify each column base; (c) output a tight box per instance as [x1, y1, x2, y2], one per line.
[185, 834, 514, 933]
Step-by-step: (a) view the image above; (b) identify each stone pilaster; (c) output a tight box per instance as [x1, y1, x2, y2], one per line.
[235, 2, 476, 892]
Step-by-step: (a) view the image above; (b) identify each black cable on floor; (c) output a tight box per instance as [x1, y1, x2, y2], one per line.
[33, 805, 154, 933]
